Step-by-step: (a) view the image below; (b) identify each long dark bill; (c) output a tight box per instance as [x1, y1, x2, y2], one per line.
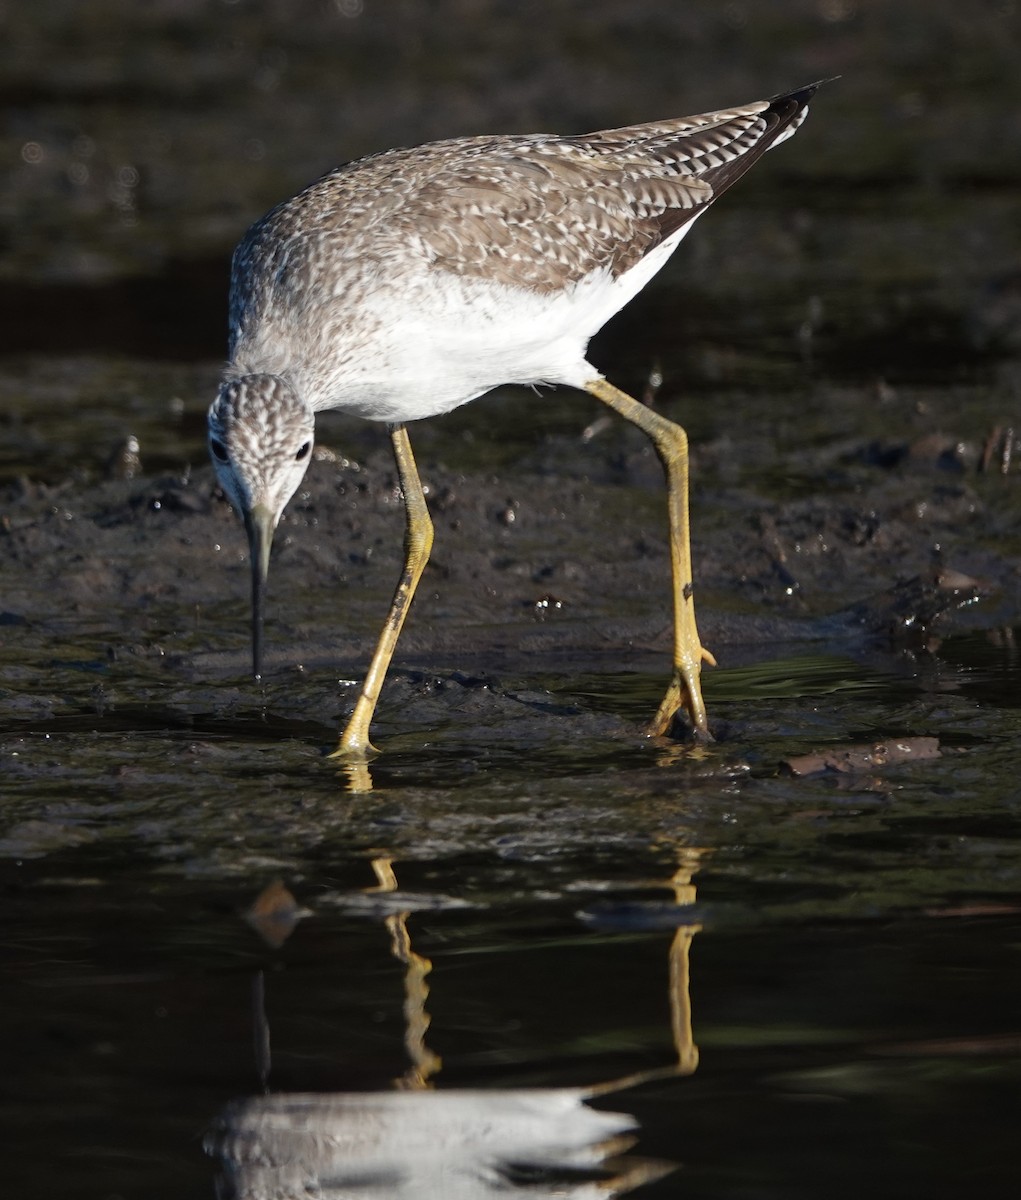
[244, 505, 275, 682]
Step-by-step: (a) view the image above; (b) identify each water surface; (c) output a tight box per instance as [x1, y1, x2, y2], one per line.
[2, 3, 1020, 1197]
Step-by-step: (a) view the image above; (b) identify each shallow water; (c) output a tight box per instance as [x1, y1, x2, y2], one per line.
[3, 3, 1021, 1198]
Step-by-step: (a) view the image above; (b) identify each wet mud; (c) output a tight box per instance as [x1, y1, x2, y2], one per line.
[3, 3, 1021, 1198]
[1, 366, 1020, 758]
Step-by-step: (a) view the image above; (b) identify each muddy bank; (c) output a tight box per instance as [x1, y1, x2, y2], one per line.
[2, 362, 1019, 753]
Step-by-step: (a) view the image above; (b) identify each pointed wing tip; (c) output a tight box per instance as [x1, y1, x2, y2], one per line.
[774, 77, 842, 108]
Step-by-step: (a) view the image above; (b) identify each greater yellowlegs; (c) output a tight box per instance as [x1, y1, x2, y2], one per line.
[208, 83, 824, 759]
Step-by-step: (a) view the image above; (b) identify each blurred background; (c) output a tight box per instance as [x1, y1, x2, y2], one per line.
[1, 0, 1018, 481]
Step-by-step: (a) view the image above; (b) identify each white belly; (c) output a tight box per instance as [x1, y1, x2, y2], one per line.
[286, 215, 701, 423]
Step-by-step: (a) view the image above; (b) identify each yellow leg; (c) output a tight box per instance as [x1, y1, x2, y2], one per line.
[584, 377, 714, 739]
[330, 424, 434, 760]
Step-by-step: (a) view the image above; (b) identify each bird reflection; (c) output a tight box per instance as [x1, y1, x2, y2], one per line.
[207, 853, 703, 1198]
[338, 756, 374, 794]
[208, 1088, 663, 1199]
[370, 856, 442, 1089]
[669, 850, 701, 1077]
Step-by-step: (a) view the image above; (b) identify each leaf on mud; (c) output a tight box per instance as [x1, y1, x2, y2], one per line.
[781, 736, 941, 777]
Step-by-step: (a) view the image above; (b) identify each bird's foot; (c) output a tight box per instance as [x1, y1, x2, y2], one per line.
[646, 651, 715, 742]
[327, 743, 381, 763]
[328, 735, 380, 793]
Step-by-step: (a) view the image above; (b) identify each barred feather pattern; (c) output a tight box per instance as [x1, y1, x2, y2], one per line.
[225, 86, 816, 418]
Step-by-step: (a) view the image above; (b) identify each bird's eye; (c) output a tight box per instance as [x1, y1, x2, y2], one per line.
[210, 438, 229, 462]
[295, 441, 311, 461]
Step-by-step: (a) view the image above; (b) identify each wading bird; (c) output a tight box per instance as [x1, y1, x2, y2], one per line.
[208, 84, 823, 759]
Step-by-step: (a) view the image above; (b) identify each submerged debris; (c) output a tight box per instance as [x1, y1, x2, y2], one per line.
[781, 736, 941, 777]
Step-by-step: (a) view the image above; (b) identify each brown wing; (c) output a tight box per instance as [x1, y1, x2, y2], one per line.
[229, 84, 820, 347]
[392, 83, 819, 292]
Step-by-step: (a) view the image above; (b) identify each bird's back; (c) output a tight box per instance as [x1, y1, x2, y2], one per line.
[226, 85, 818, 417]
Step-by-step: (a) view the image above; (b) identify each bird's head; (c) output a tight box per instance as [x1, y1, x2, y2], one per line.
[207, 373, 315, 679]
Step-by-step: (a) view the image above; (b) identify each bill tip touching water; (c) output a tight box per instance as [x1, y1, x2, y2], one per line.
[207, 81, 831, 759]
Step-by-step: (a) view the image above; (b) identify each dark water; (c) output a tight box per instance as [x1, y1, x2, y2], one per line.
[3, 3, 1021, 1198]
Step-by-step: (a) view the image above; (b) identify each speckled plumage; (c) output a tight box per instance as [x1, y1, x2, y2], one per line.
[206, 83, 825, 758]
[224, 87, 814, 422]
[208, 374, 313, 518]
